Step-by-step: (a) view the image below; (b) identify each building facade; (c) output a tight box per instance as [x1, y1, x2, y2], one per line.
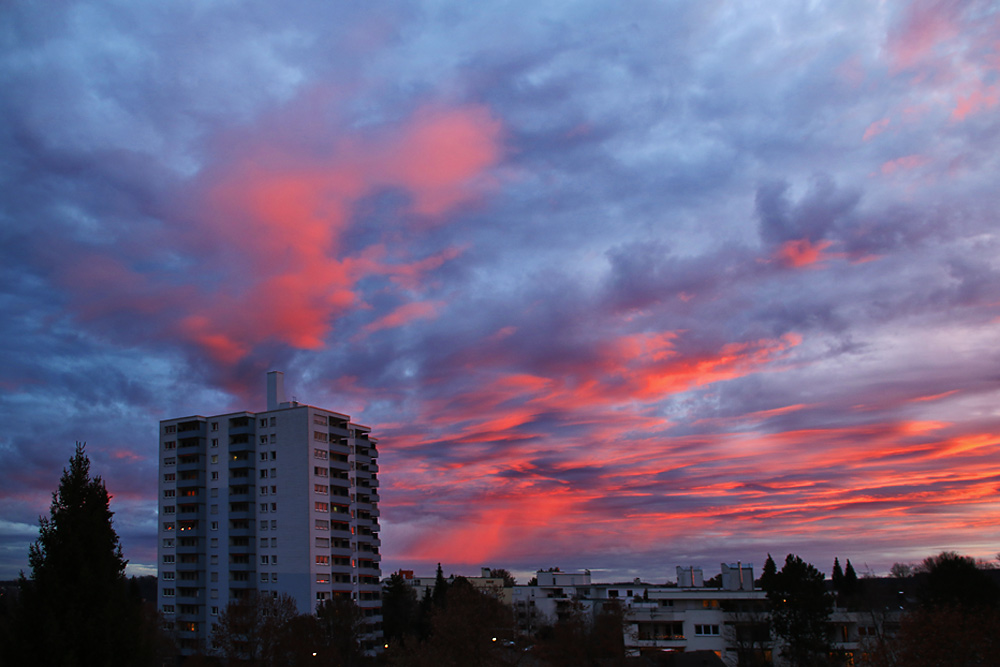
[157, 372, 382, 653]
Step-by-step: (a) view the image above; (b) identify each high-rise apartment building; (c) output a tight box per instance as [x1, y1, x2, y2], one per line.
[157, 371, 382, 653]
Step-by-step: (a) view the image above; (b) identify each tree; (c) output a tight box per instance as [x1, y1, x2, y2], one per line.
[763, 554, 833, 667]
[489, 568, 517, 587]
[314, 596, 366, 666]
[382, 572, 419, 644]
[831, 558, 844, 591]
[759, 553, 777, 590]
[211, 592, 299, 666]
[889, 562, 913, 578]
[917, 551, 999, 610]
[432, 563, 449, 609]
[389, 578, 515, 667]
[3, 443, 152, 667]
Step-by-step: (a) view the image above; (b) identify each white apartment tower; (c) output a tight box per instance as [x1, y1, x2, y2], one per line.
[157, 372, 382, 653]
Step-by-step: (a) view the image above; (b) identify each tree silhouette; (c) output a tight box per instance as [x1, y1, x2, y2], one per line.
[3, 443, 152, 666]
[763, 554, 833, 667]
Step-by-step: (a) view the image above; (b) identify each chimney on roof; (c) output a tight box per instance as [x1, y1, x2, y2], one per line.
[267, 371, 286, 411]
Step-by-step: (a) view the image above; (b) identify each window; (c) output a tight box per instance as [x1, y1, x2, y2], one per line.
[261, 555, 269, 565]
[164, 506, 175, 514]
[163, 538, 174, 548]
[165, 425, 176, 434]
[211, 488, 218, 497]
[210, 537, 218, 548]
[271, 485, 277, 494]
[271, 520, 277, 529]
[211, 606, 219, 616]
[211, 504, 218, 514]
[163, 572, 175, 581]
[260, 419, 267, 428]
[163, 555, 175, 563]
[211, 438, 218, 447]
[270, 502, 277, 512]
[260, 487, 268, 496]
[314, 467, 328, 477]
[260, 469, 268, 479]
[164, 473, 176, 482]
[271, 572, 278, 582]
[316, 537, 330, 548]
[271, 537, 277, 547]
[163, 588, 175, 596]
[211, 471, 219, 481]
[260, 504, 268, 513]
[261, 522, 268, 531]
[164, 457, 176, 466]
[270, 467, 276, 477]
[163, 522, 175, 531]
[314, 448, 329, 460]
[270, 417, 276, 427]
[163, 604, 175, 613]
[261, 573, 269, 582]
[260, 452, 268, 461]
[260, 537, 268, 547]
[694, 624, 720, 636]
[315, 502, 329, 513]
[317, 575, 330, 584]
[211, 422, 218, 431]
[163, 489, 176, 498]
[270, 435, 277, 445]
[316, 519, 329, 530]
[314, 431, 328, 442]
[315, 484, 328, 494]
[316, 555, 330, 565]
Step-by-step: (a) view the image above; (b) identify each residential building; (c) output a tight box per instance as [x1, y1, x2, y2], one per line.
[158, 371, 382, 654]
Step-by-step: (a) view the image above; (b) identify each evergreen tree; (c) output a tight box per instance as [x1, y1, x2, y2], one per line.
[382, 572, 419, 644]
[762, 554, 833, 667]
[843, 559, 859, 595]
[432, 563, 449, 609]
[831, 557, 844, 591]
[5, 443, 150, 666]
[759, 553, 777, 590]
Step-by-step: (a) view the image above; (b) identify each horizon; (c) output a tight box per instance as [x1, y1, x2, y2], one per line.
[1, 1, 998, 582]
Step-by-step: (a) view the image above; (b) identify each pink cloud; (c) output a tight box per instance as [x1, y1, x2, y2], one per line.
[862, 117, 891, 141]
[773, 238, 839, 268]
[881, 154, 931, 174]
[361, 300, 444, 335]
[55, 100, 504, 367]
[952, 84, 1000, 120]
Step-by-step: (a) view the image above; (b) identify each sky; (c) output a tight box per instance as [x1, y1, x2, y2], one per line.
[1, 0, 999, 584]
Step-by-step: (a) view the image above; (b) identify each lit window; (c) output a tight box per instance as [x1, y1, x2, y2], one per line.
[316, 555, 330, 565]
[163, 522, 175, 531]
[315, 484, 328, 494]
[314, 467, 328, 478]
[315, 502, 329, 513]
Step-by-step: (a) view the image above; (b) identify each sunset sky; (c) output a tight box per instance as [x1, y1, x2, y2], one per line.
[2, 0, 999, 582]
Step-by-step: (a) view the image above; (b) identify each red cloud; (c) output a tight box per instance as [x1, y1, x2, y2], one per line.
[56, 101, 503, 367]
[862, 118, 891, 141]
[773, 238, 839, 268]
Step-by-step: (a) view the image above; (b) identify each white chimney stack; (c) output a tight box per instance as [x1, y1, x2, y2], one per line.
[267, 371, 286, 411]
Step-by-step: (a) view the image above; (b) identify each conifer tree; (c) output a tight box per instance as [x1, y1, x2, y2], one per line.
[832, 557, 844, 592]
[6, 443, 150, 666]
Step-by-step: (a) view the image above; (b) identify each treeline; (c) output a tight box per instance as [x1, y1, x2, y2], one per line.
[752, 551, 1000, 667]
[381, 564, 628, 667]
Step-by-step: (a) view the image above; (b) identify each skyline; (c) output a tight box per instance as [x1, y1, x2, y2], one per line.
[2, 0, 999, 581]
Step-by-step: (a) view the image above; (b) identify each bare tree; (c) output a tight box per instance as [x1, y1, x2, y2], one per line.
[212, 592, 299, 666]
